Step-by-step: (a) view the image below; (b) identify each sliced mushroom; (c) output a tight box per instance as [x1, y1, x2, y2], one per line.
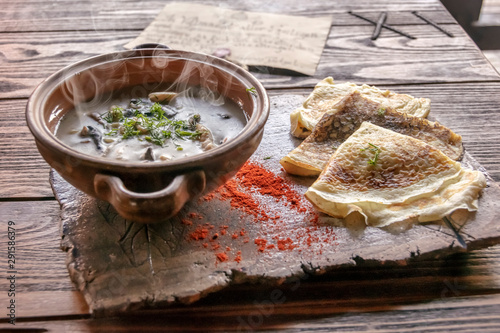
[141, 147, 155, 161]
[136, 124, 149, 134]
[129, 99, 142, 109]
[88, 112, 106, 126]
[196, 124, 217, 151]
[80, 125, 102, 150]
[148, 92, 178, 104]
[123, 109, 135, 117]
[188, 114, 201, 130]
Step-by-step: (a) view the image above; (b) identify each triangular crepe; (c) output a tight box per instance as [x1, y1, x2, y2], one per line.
[290, 77, 431, 138]
[305, 122, 486, 227]
[281, 91, 463, 176]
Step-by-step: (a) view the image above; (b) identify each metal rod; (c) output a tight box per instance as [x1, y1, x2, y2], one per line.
[348, 11, 417, 40]
[412, 11, 454, 37]
[443, 216, 467, 249]
[371, 12, 387, 40]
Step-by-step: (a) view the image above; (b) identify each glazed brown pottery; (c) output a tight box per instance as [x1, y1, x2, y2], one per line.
[26, 48, 269, 223]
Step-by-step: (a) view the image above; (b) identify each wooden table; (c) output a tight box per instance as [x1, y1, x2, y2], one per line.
[2, 0, 500, 331]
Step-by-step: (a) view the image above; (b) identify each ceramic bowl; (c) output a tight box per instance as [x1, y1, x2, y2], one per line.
[26, 48, 269, 223]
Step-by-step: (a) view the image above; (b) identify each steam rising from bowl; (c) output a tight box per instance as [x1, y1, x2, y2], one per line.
[26, 48, 269, 223]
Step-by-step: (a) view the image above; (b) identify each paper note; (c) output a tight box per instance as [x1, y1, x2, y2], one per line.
[124, 3, 332, 76]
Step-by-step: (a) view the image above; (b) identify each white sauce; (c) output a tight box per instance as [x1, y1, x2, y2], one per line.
[55, 88, 247, 162]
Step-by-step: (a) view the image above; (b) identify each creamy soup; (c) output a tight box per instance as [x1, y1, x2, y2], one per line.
[56, 87, 248, 162]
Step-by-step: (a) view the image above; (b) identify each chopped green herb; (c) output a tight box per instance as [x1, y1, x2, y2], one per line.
[145, 130, 165, 146]
[102, 106, 124, 123]
[150, 102, 166, 120]
[246, 87, 257, 95]
[361, 143, 381, 166]
[263, 156, 272, 160]
[377, 107, 386, 116]
[102, 101, 204, 147]
[121, 118, 141, 139]
[105, 129, 118, 136]
[176, 130, 201, 139]
[162, 130, 173, 139]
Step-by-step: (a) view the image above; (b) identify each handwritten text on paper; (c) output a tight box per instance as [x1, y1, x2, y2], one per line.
[125, 3, 332, 76]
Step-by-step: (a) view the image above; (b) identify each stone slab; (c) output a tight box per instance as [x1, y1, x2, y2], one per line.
[51, 94, 500, 315]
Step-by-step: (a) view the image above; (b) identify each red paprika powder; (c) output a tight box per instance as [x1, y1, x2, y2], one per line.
[187, 161, 337, 263]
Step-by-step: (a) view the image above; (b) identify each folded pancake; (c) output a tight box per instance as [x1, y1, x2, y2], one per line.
[281, 91, 462, 176]
[290, 77, 431, 138]
[305, 122, 486, 227]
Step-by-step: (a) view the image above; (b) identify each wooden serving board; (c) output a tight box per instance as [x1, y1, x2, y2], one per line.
[51, 95, 500, 315]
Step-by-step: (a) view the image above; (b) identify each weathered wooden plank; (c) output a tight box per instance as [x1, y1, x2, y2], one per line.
[3, 82, 500, 198]
[0, 199, 500, 322]
[0, 100, 53, 198]
[0, 31, 135, 99]
[3, 294, 500, 331]
[0, 0, 455, 32]
[0, 201, 75, 293]
[49, 95, 500, 315]
[1, 0, 499, 330]
[312, 26, 496, 85]
[0, 200, 90, 320]
[0, 22, 497, 100]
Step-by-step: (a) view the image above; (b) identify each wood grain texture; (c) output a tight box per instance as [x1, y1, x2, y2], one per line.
[0, 31, 135, 99]
[49, 95, 500, 315]
[0, 100, 53, 198]
[318, 25, 499, 85]
[0, 201, 75, 293]
[0, 200, 500, 324]
[2, 294, 500, 332]
[0, 0, 455, 32]
[0, 16, 497, 99]
[2, 0, 500, 330]
[4, 83, 500, 198]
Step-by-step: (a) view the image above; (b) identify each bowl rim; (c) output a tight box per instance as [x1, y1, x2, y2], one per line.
[26, 48, 270, 171]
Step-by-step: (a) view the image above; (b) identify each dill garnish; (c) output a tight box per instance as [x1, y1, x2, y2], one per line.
[246, 87, 257, 95]
[101, 102, 200, 147]
[361, 143, 381, 166]
[102, 106, 124, 123]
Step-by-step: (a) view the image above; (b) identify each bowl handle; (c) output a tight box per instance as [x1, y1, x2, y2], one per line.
[93, 170, 206, 223]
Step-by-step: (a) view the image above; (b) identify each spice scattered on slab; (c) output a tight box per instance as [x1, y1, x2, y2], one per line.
[185, 161, 337, 263]
[216, 252, 229, 262]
